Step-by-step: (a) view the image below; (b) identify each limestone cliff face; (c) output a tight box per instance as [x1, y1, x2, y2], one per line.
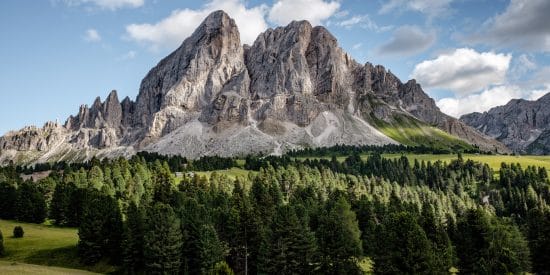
[134, 10, 248, 141]
[461, 93, 550, 153]
[0, 10, 510, 165]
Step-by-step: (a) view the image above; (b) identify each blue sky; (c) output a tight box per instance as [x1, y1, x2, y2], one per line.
[1, 0, 549, 135]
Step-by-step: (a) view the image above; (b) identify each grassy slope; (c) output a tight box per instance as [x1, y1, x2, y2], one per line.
[0, 261, 97, 275]
[0, 220, 115, 274]
[370, 113, 473, 150]
[295, 154, 550, 172]
[383, 154, 550, 171]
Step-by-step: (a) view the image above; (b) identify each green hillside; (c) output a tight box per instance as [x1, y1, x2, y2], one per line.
[0, 220, 115, 274]
[370, 113, 473, 151]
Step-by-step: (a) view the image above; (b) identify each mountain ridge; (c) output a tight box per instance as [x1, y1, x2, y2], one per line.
[461, 93, 550, 154]
[0, 10, 509, 165]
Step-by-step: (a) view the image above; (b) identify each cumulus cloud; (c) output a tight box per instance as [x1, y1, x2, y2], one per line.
[437, 85, 550, 117]
[378, 25, 435, 56]
[269, 0, 340, 26]
[437, 86, 523, 117]
[411, 48, 511, 95]
[468, 0, 550, 52]
[125, 0, 268, 50]
[63, 0, 144, 10]
[379, 0, 453, 17]
[84, 29, 101, 42]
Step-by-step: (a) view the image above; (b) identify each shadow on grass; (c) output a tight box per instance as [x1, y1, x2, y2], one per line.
[25, 246, 119, 274]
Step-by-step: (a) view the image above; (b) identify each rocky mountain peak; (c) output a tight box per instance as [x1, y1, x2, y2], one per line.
[134, 9, 246, 141]
[461, 92, 550, 153]
[0, 10, 512, 165]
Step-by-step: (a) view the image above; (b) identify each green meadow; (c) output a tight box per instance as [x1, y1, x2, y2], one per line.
[0, 219, 114, 274]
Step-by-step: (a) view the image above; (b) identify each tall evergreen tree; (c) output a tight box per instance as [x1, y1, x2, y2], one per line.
[0, 181, 17, 220]
[375, 212, 435, 274]
[78, 190, 123, 265]
[527, 208, 550, 273]
[316, 196, 362, 274]
[49, 182, 71, 225]
[262, 205, 318, 275]
[123, 201, 145, 273]
[198, 224, 226, 274]
[16, 181, 47, 223]
[420, 203, 454, 273]
[143, 203, 183, 274]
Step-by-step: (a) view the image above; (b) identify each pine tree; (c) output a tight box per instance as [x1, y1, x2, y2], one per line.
[420, 203, 454, 273]
[316, 196, 362, 274]
[78, 190, 123, 265]
[527, 208, 550, 273]
[143, 203, 183, 274]
[49, 182, 71, 225]
[123, 201, 145, 273]
[16, 181, 47, 223]
[0, 181, 17, 220]
[455, 209, 491, 273]
[198, 224, 226, 274]
[374, 211, 435, 274]
[263, 205, 318, 274]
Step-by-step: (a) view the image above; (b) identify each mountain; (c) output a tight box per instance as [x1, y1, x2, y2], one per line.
[0, 11, 509, 165]
[460, 93, 550, 154]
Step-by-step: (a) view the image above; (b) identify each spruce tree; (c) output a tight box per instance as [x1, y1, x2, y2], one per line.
[16, 181, 47, 223]
[375, 212, 435, 274]
[263, 205, 318, 274]
[0, 181, 17, 220]
[316, 196, 362, 274]
[49, 182, 71, 225]
[78, 190, 123, 265]
[420, 203, 454, 273]
[143, 203, 183, 274]
[527, 208, 550, 273]
[198, 224, 226, 274]
[123, 201, 145, 273]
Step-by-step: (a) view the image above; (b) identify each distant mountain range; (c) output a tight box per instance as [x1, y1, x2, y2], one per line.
[0, 10, 510, 165]
[461, 93, 550, 154]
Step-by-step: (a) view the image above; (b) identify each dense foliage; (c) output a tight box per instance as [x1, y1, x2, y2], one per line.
[0, 146, 549, 273]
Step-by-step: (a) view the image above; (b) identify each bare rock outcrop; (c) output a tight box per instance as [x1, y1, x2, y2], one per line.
[461, 93, 550, 153]
[0, 10, 511, 165]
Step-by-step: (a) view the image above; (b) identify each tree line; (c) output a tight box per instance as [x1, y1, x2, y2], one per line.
[0, 149, 549, 273]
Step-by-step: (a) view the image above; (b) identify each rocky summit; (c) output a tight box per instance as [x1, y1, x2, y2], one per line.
[461, 93, 550, 154]
[0, 10, 509, 165]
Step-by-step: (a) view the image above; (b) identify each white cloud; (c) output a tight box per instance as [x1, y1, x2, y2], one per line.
[125, 0, 268, 50]
[352, 43, 362, 50]
[437, 85, 550, 117]
[379, 0, 453, 18]
[84, 29, 101, 42]
[63, 0, 144, 10]
[268, 0, 340, 26]
[411, 48, 511, 95]
[336, 15, 393, 32]
[468, 0, 550, 52]
[437, 86, 523, 117]
[378, 25, 435, 56]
